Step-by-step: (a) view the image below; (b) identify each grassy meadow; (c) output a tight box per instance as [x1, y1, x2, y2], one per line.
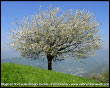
[1, 63, 109, 87]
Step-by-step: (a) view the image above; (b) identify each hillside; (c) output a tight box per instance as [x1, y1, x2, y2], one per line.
[1, 63, 108, 87]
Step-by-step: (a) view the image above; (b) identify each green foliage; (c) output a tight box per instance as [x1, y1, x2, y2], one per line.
[1, 63, 108, 87]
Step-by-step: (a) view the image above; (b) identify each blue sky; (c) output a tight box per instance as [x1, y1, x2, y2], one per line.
[1, 1, 109, 58]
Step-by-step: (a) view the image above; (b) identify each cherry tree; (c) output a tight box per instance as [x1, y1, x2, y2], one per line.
[9, 6, 102, 70]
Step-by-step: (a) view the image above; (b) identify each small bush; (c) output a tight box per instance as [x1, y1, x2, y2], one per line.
[89, 69, 109, 83]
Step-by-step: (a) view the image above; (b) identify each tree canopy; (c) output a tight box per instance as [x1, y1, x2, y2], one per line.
[9, 6, 102, 62]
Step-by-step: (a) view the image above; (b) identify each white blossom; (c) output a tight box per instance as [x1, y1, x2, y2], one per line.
[9, 6, 102, 60]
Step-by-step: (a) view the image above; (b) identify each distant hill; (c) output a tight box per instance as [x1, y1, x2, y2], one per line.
[1, 51, 109, 78]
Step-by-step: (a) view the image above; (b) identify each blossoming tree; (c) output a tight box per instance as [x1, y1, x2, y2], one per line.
[9, 6, 102, 70]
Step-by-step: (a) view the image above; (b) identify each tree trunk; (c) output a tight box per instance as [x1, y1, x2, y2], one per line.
[47, 54, 54, 70]
[48, 58, 52, 70]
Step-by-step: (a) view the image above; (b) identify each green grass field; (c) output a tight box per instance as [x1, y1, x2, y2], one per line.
[1, 63, 109, 87]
